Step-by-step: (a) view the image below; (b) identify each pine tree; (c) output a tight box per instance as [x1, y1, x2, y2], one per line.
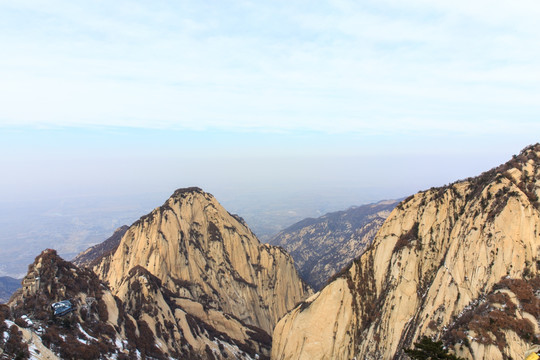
[404, 336, 465, 360]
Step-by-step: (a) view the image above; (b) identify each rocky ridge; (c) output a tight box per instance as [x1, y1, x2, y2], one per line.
[72, 225, 129, 268]
[272, 144, 540, 360]
[270, 199, 399, 290]
[4, 249, 270, 359]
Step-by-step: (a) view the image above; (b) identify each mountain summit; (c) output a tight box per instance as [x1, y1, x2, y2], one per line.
[93, 187, 310, 335]
[272, 144, 540, 360]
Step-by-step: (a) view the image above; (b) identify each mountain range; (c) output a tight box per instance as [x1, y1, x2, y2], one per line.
[1, 144, 540, 359]
[270, 199, 399, 290]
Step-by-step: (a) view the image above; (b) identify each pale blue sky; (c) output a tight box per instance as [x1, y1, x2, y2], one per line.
[0, 0, 539, 204]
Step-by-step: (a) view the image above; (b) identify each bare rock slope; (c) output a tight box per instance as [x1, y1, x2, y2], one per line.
[272, 144, 540, 360]
[270, 200, 399, 290]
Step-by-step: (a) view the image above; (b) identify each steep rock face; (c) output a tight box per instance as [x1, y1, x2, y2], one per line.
[94, 187, 310, 335]
[270, 200, 399, 290]
[272, 144, 540, 360]
[113, 265, 272, 359]
[72, 225, 129, 268]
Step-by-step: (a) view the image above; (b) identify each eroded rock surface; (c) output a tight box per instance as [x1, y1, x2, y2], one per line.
[94, 188, 310, 336]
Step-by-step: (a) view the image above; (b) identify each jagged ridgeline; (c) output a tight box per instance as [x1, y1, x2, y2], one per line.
[270, 199, 399, 290]
[272, 144, 540, 360]
[4, 187, 311, 360]
[72, 225, 129, 268]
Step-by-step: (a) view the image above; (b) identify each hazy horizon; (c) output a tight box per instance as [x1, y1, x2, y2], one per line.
[1, 1, 539, 275]
[0, 125, 535, 205]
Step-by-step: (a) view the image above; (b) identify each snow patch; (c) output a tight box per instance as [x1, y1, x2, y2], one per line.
[77, 323, 97, 342]
[21, 315, 34, 327]
[4, 319, 15, 327]
[28, 343, 41, 360]
[3, 320, 15, 341]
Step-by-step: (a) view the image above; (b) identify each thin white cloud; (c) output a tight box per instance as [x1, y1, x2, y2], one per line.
[0, 0, 539, 135]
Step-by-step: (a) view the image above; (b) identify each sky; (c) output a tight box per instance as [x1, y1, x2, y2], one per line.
[1, 0, 539, 207]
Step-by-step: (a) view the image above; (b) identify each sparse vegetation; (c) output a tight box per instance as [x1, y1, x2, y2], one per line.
[404, 336, 465, 360]
[2, 324, 30, 360]
[394, 222, 419, 252]
[444, 276, 540, 351]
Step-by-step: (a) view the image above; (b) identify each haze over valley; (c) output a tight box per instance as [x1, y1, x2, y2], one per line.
[2, 183, 401, 278]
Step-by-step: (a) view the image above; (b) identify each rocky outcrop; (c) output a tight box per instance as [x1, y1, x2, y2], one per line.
[7, 249, 275, 359]
[272, 144, 540, 360]
[270, 200, 399, 290]
[8, 249, 144, 360]
[93, 188, 310, 336]
[115, 265, 274, 359]
[72, 225, 129, 268]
